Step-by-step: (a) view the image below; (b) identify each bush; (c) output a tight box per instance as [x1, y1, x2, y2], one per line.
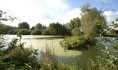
[113, 42, 118, 49]
[8, 29, 18, 34]
[17, 29, 30, 35]
[72, 27, 82, 36]
[31, 29, 42, 35]
[6, 47, 34, 63]
[60, 36, 86, 49]
[1, 36, 40, 69]
[42, 29, 49, 35]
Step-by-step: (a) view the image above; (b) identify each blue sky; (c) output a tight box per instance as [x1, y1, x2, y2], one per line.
[0, 0, 118, 27]
[68, 0, 118, 11]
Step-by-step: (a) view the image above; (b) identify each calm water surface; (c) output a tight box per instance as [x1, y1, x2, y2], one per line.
[4, 35, 81, 56]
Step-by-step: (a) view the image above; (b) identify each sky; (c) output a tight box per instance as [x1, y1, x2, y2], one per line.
[0, 0, 118, 27]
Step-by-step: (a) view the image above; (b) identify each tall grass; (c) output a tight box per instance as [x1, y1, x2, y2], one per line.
[40, 44, 82, 70]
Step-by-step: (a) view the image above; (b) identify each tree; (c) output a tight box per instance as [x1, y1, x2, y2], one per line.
[42, 29, 49, 35]
[17, 29, 30, 35]
[81, 5, 106, 40]
[69, 17, 81, 30]
[31, 29, 42, 35]
[48, 22, 69, 35]
[35, 23, 42, 30]
[0, 10, 16, 34]
[72, 27, 82, 36]
[18, 22, 30, 29]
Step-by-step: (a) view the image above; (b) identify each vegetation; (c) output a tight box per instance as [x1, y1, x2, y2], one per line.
[31, 29, 42, 35]
[69, 17, 81, 30]
[81, 4, 106, 40]
[48, 22, 70, 35]
[17, 29, 30, 35]
[0, 3, 118, 70]
[72, 27, 82, 36]
[18, 22, 30, 30]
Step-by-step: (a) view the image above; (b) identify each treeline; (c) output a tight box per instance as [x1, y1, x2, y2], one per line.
[0, 22, 70, 35]
[1, 17, 118, 36]
[0, 17, 82, 36]
[1, 11, 118, 36]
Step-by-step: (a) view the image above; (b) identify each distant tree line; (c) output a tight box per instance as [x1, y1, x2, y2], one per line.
[0, 16, 118, 36]
[0, 21, 71, 35]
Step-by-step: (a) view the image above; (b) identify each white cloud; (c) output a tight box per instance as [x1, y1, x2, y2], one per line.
[45, 0, 69, 10]
[58, 8, 82, 24]
[1, 0, 117, 27]
[0, 0, 69, 27]
[103, 11, 118, 24]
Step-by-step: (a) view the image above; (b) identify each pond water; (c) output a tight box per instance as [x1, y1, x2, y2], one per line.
[2, 35, 118, 69]
[4, 35, 81, 57]
[3, 35, 118, 57]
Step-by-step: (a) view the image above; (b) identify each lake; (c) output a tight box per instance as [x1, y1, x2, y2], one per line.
[3, 35, 118, 56]
[4, 35, 81, 57]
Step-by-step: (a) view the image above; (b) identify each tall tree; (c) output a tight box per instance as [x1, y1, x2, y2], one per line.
[18, 22, 30, 29]
[81, 4, 106, 40]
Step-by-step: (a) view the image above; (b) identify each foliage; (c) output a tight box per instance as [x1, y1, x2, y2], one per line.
[31, 29, 42, 35]
[0, 35, 40, 69]
[8, 29, 18, 34]
[17, 29, 30, 35]
[18, 22, 30, 29]
[0, 23, 6, 34]
[40, 47, 58, 70]
[48, 22, 69, 35]
[69, 17, 81, 30]
[87, 45, 118, 70]
[113, 42, 118, 49]
[107, 18, 118, 36]
[0, 23, 18, 35]
[81, 5, 106, 40]
[60, 36, 87, 49]
[0, 10, 16, 22]
[40, 46, 76, 70]
[72, 27, 82, 36]
[42, 29, 49, 35]
[35, 23, 42, 30]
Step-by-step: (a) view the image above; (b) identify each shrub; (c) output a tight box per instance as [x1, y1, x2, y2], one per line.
[7, 29, 17, 34]
[1, 36, 40, 69]
[42, 29, 49, 35]
[7, 47, 33, 63]
[113, 42, 118, 49]
[17, 29, 30, 35]
[72, 27, 82, 36]
[31, 29, 42, 35]
[60, 36, 86, 49]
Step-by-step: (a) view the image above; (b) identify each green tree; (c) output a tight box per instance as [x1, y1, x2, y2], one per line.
[48, 22, 69, 35]
[31, 29, 42, 35]
[69, 17, 81, 30]
[18, 22, 30, 29]
[35, 23, 42, 29]
[17, 29, 30, 35]
[81, 5, 106, 40]
[72, 27, 82, 36]
[42, 29, 49, 35]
